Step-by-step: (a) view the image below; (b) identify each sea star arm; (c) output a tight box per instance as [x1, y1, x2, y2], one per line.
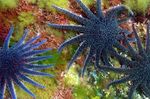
[21, 48, 51, 57]
[20, 68, 54, 77]
[96, 0, 103, 18]
[113, 40, 127, 52]
[25, 56, 52, 63]
[48, 23, 85, 32]
[101, 49, 112, 66]
[76, 0, 97, 20]
[110, 48, 131, 65]
[3, 26, 14, 49]
[24, 64, 53, 70]
[17, 72, 45, 88]
[58, 34, 85, 52]
[17, 35, 41, 49]
[146, 22, 150, 52]
[118, 18, 131, 24]
[7, 78, 17, 99]
[128, 80, 142, 99]
[142, 84, 150, 97]
[12, 75, 35, 97]
[107, 76, 131, 89]
[132, 23, 146, 57]
[14, 29, 29, 48]
[81, 46, 95, 76]
[67, 41, 88, 69]
[95, 48, 102, 68]
[0, 80, 6, 99]
[97, 66, 131, 74]
[20, 39, 47, 53]
[123, 34, 139, 59]
[52, 5, 89, 25]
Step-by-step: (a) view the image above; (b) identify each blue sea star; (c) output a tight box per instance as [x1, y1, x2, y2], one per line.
[97, 22, 150, 99]
[0, 26, 53, 99]
[48, 0, 134, 76]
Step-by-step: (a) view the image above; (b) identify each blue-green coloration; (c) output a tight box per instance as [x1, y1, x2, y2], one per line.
[97, 23, 150, 99]
[48, 0, 134, 76]
[0, 26, 53, 99]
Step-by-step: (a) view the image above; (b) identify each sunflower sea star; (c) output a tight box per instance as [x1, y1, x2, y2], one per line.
[97, 22, 150, 99]
[48, 0, 134, 76]
[0, 26, 53, 99]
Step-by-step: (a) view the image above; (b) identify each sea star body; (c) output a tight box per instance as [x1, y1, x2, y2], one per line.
[0, 26, 53, 99]
[48, 0, 133, 76]
[97, 23, 150, 99]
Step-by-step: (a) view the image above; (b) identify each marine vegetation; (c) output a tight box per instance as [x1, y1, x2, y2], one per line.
[0, 26, 53, 99]
[0, 0, 18, 9]
[48, 0, 134, 76]
[96, 22, 150, 99]
[1, 0, 150, 98]
[124, 0, 150, 15]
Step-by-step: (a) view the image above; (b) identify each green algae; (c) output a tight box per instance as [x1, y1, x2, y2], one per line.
[0, 0, 18, 9]
[14, 12, 36, 41]
[37, 0, 69, 12]
[124, 0, 150, 15]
